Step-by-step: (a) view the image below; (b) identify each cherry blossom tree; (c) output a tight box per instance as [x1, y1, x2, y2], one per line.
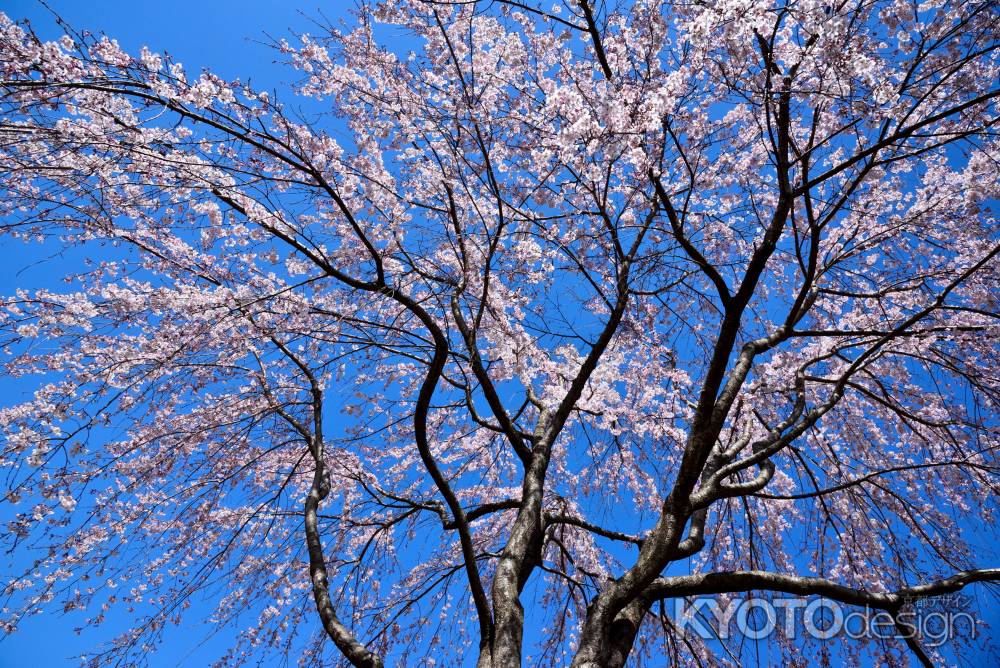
[1, 1, 999, 666]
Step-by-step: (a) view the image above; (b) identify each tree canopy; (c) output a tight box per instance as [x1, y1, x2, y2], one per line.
[1, 1, 999, 666]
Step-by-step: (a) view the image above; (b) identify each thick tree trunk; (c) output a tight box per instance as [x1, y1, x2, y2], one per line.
[488, 416, 554, 667]
[569, 507, 689, 667]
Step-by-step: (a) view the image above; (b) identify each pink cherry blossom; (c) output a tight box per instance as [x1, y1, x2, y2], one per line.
[1, 2, 998, 667]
